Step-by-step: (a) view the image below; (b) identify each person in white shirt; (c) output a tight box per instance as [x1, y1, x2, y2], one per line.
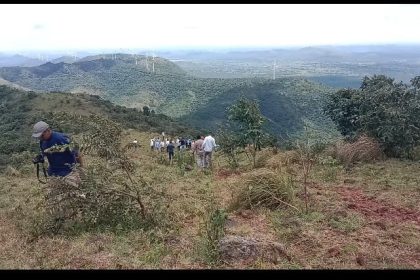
[150, 138, 154, 151]
[202, 134, 216, 168]
[175, 138, 180, 151]
[154, 137, 161, 152]
[161, 138, 166, 152]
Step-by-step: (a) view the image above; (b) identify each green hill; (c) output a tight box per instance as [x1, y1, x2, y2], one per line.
[0, 55, 339, 139]
[0, 55, 188, 109]
[180, 78, 338, 139]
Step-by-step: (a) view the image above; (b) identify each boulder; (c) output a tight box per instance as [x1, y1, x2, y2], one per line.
[219, 235, 290, 264]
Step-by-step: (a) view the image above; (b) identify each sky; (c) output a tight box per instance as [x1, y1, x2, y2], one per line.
[1, 4, 420, 53]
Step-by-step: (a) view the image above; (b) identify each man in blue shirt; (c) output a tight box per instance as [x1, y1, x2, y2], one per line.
[32, 121, 83, 186]
[166, 140, 175, 165]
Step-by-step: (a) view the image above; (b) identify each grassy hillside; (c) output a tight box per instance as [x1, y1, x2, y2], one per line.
[0, 129, 418, 269]
[0, 85, 198, 169]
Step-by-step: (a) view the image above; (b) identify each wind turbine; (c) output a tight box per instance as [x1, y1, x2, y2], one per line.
[131, 50, 138, 66]
[145, 52, 150, 71]
[152, 53, 156, 73]
[272, 60, 276, 80]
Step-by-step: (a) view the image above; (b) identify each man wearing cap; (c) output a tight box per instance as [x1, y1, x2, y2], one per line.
[32, 121, 83, 187]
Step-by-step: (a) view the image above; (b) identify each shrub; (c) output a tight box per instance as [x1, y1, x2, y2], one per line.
[24, 115, 169, 236]
[229, 168, 298, 212]
[335, 135, 384, 168]
[324, 75, 420, 158]
[174, 150, 195, 175]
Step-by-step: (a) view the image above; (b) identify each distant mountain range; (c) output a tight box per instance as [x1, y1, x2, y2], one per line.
[165, 45, 420, 84]
[2, 44, 419, 85]
[0, 54, 45, 67]
[3, 45, 417, 139]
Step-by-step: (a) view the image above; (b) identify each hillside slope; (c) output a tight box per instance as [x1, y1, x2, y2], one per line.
[0, 85, 197, 168]
[0, 55, 339, 138]
[181, 78, 338, 139]
[0, 55, 187, 109]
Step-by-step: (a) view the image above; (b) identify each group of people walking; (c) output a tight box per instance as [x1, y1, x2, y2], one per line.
[192, 134, 217, 168]
[149, 134, 217, 168]
[30, 119, 219, 191]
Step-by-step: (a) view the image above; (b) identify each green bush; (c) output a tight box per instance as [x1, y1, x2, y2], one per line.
[325, 75, 420, 158]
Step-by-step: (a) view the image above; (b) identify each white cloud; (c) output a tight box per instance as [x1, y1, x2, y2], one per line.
[1, 4, 420, 52]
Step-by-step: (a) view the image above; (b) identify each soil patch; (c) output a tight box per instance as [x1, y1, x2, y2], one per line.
[336, 187, 420, 225]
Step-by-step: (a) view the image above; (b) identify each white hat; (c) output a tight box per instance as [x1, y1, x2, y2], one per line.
[32, 121, 49, 138]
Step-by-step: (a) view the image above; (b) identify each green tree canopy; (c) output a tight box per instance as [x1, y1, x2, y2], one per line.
[324, 75, 420, 158]
[226, 97, 269, 167]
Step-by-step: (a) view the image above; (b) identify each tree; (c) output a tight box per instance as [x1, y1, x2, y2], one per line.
[294, 125, 327, 213]
[324, 88, 362, 139]
[217, 126, 241, 169]
[227, 97, 266, 168]
[324, 75, 420, 158]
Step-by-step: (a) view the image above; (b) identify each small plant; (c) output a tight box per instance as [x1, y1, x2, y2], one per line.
[217, 128, 241, 170]
[199, 207, 227, 265]
[174, 150, 194, 175]
[328, 212, 365, 233]
[318, 155, 342, 182]
[271, 211, 302, 243]
[295, 125, 328, 213]
[156, 153, 169, 166]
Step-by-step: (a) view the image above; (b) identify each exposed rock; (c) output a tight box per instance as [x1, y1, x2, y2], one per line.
[219, 235, 290, 264]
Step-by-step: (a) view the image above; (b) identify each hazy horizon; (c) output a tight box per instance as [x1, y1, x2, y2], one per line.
[1, 4, 420, 54]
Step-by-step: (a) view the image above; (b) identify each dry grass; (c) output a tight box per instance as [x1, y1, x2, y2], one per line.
[266, 150, 300, 170]
[0, 131, 419, 269]
[333, 135, 384, 167]
[228, 168, 298, 212]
